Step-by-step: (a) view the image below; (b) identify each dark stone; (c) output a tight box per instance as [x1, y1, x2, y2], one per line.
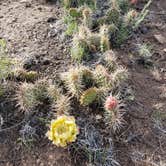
[140, 26, 149, 34]
[23, 58, 37, 69]
[42, 58, 51, 65]
[25, 2, 31, 8]
[47, 17, 57, 23]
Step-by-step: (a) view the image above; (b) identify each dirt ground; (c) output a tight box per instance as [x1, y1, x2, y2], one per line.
[0, 0, 165, 166]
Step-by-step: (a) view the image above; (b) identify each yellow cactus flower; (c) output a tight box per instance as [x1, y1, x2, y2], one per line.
[46, 116, 79, 147]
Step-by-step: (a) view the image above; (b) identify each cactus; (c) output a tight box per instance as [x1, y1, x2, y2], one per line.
[112, 67, 128, 87]
[80, 66, 94, 88]
[99, 25, 110, 52]
[105, 108, 125, 132]
[69, 8, 82, 18]
[47, 84, 61, 102]
[104, 94, 125, 132]
[94, 65, 112, 89]
[16, 82, 37, 111]
[61, 67, 84, 98]
[82, 7, 92, 27]
[103, 50, 117, 72]
[71, 26, 91, 62]
[63, 0, 96, 9]
[107, 0, 120, 25]
[16, 80, 48, 111]
[11, 68, 38, 82]
[53, 94, 71, 115]
[133, 0, 152, 29]
[80, 87, 98, 106]
[124, 9, 138, 26]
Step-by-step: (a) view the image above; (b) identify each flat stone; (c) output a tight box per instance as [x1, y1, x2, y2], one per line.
[154, 34, 165, 44]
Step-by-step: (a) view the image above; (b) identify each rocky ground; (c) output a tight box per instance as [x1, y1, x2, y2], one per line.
[0, 0, 165, 165]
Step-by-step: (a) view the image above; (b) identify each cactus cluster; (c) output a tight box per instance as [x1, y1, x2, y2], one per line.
[71, 25, 113, 61]
[67, 0, 152, 50]
[0, 1, 152, 162]
[60, 61, 128, 107]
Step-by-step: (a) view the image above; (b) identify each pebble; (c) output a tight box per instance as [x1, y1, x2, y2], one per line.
[154, 34, 165, 44]
[42, 58, 51, 65]
[23, 57, 37, 69]
[47, 17, 57, 23]
[140, 26, 149, 34]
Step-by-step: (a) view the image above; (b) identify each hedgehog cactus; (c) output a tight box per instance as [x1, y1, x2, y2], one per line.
[112, 67, 128, 86]
[104, 95, 118, 111]
[105, 109, 125, 132]
[69, 8, 82, 18]
[80, 87, 98, 106]
[63, 0, 72, 8]
[104, 94, 125, 131]
[54, 95, 71, 115]
[71, 26, 91, 62]
[12, 68, 38, 82]
[94, 65, 112, 88]
[61, 67, 84, 98]
[100, 25, 110, 52]
[80, 66, 94, 87]
[107, 0, 120, 24]
[103, 50, 117, 72]
[47, 84, 61, 102]
[130, 0, 138, 5]
[82, 7, 92, 27]
[16, 82, 37, 111]
[124, 9, 138, 25]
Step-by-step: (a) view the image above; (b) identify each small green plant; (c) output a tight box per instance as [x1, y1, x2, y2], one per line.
[71, 26, 92, 61]
[0, 39, 16, 96]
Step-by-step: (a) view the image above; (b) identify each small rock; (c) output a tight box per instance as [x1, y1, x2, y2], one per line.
[48, 29, 57, 38]
[163, 48, 166, 53]
[47, 17, 57, 23]
[25, 2, 31, 8]
[154, 34, 165, 44]
[23, 58, 36, 69]
[42, 58, 51, 65]
[96, 115, 102, 120]
[140, 26, 148, 34]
